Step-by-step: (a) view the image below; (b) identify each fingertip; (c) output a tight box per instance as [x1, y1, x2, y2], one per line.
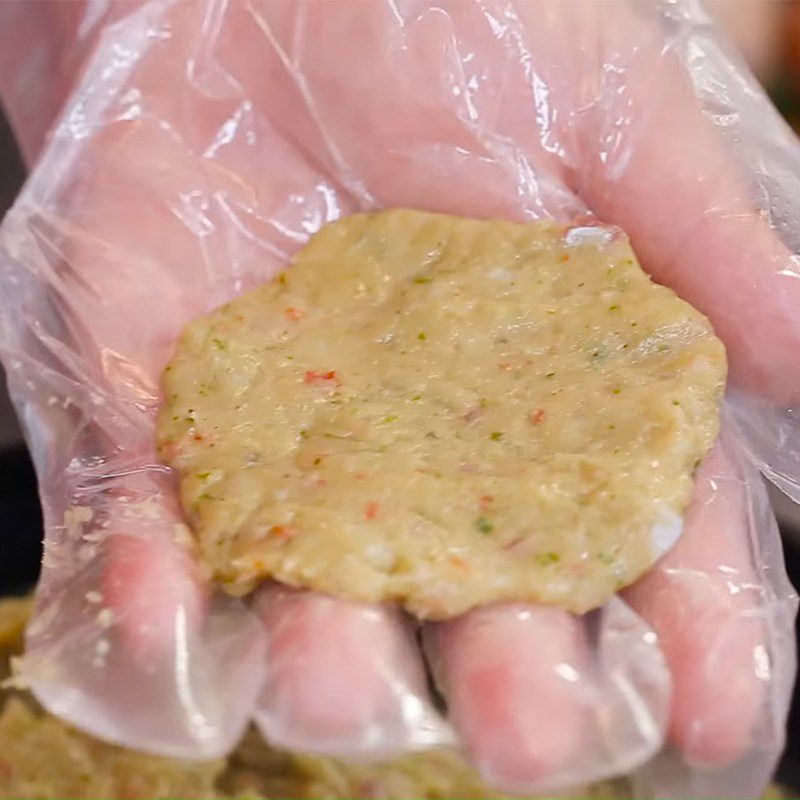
[254, 587, 439, 755]
[626, 444, 766, 769]
[101, 533, 208, 662]
[666, 618, 764, 768]
[434, 604, 586, 791]
[257, 590, 384, 742]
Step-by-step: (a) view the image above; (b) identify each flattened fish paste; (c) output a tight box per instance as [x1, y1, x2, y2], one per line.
[158, 210, 726, 619]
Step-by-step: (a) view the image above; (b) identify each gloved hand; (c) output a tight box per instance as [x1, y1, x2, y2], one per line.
[0, 2, 797, 798]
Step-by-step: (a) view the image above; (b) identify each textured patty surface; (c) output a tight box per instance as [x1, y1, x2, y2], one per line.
[157, 210, 726, 618]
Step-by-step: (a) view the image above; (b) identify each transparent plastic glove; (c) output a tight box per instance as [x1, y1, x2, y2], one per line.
[0, 2, 797, 798]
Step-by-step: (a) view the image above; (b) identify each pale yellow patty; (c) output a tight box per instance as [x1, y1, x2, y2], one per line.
[157, 210, 726, 618]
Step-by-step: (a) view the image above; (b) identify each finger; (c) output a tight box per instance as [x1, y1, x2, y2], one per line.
[252, 585, 452, 757]
[624, 444, 765, 767]
[428, 604, 587, 790]
[24, 472, 267, 759]
[99, 481, 209, 664]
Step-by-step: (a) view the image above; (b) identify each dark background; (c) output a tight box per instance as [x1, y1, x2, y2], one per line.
[0, 107, 42, 597]
[2, 94, 800, 788]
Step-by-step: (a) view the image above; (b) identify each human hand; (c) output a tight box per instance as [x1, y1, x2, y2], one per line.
[0, 2, 797, 798]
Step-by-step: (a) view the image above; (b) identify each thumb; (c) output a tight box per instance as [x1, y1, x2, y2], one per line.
[573, 0, 800, 405]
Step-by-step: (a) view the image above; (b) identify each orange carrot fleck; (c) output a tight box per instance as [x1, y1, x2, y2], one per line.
[285, 307, 303, 322]
[479, 494, 494, 510]
[269, 525, 297, 541]
[562, 254, 570, 261]
[365, 501, 380, 520]
[304, 370, 338, 385]
[450, 555, 471, 572]
[529, 408, 546, 424]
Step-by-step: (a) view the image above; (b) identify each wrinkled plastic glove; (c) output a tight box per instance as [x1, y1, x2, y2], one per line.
[0, 2, 798, 798]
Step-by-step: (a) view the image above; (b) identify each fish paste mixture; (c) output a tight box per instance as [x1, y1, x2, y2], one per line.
[158, 210, 726, 618]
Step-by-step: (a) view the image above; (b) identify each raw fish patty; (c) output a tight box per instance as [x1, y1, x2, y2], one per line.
[157, 210, 726, 618]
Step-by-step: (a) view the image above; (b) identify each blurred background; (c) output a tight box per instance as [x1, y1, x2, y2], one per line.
[1, 0, 800, 790]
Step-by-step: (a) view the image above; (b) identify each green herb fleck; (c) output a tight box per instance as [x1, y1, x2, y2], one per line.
[672, 400, 681, 406]
[418, 332, 427, 341]
[586, 343, 607, 361]
[490, 431, 503, 441]
[545, 371, 555, 378]
[535, 551, 561, 566]
[300, 429, 308, 439]
[411, 395, 421, 401]
[612, 388, 622, 395]
[383, 414, 398, 423]
[196, 472, 211, 480]
[211, 337, 228, 350]
[413, 276, 431, 284]
[608, 304, 619, 311]
[475, 516, 494, 534]
[313, 457, 322, 466]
